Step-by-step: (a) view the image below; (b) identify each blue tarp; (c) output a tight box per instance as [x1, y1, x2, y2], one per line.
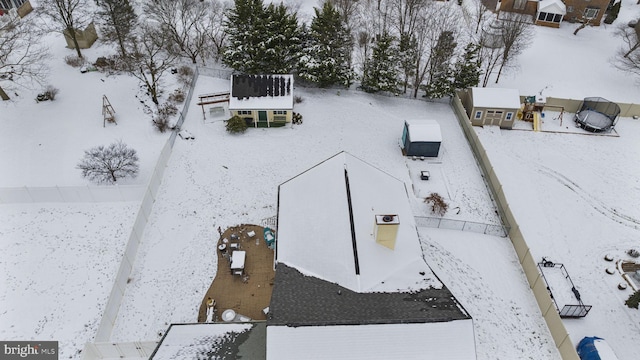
[577, 337, 604, 360]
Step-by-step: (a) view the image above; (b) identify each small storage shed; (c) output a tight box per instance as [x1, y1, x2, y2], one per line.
[466, 87, 521, 129]
[401, 120, 442, 157]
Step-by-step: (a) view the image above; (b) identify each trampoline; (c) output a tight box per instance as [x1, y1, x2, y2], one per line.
[574, 97, 620, 132]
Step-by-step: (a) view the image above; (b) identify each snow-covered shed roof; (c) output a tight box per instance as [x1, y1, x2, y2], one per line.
[471, 87, 521, 110]
[275, 152, 443, 293]
[405, 119, 442, 142]
[150, 323, 264, 359]
[228, 74, 294, 110]
[266, 320, 477, 360]
[538, 0, 566, 15]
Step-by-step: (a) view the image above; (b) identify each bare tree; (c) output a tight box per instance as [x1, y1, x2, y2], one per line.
[126, 24, 179, 105]
[0, 15, 48, 100]
[494, 12, 533, 83]
[573, 10, 596, 36]
[145, 0, 211, 64]
[77, 141, 139, 184]
[204, 0, 229, 62]
[613, 24, 640, 78]
[410, 3, 460, 98]
[38, 0, 91, 58]
[95, 0, 138, 58]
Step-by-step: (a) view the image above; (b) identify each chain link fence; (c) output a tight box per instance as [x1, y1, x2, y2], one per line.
[414, 216, 509, 237]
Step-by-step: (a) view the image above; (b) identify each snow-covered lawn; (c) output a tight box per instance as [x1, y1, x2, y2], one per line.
[0, 202, 138, 359]
[2, 1, 640, 359]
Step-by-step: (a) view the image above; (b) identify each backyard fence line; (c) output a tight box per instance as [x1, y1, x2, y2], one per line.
[0, 185, 145, 204]
[451, 92, 580, 360]
[414, 216, 509, 237]
[82, 341, 158, 359]
[88, 65, 205, 354]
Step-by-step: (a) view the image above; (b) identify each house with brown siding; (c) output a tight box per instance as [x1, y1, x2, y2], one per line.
[497, 0, 611, 27]
[461, 87, 521, 129]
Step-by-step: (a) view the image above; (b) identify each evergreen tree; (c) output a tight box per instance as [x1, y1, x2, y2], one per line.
[223, 0, 267, 74]
[223, 0, 302, 74]
[361, 32, 399, 93]
[453, 43, 482, 90]
[298, 2, 354, 87]
[95, 0, 137, 58]
[260, 3, 303, 73]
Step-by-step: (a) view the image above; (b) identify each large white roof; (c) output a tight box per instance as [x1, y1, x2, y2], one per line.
[152, 323, 254, 359]
[266, 320, 477, 360]
[538, 0, 567, 15]
[471, 87, 521, 109]
[228, 74, 294, 110]
[276, 152, 442, 293]
[405, 119, 442, 142]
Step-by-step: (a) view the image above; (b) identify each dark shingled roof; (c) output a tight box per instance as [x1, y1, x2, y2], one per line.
[267, 264, 470, 327]
[232, 75, 291, 100]
[150, 322, 266, 360]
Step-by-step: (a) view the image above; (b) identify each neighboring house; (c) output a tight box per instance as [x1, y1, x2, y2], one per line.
[461, 87, 521, 129]
[496, 0, 610, 27]
[270, 152, 476, 359]
[401, 119, 442, 158]
[0, 0, 32, 17]
[229, 74, 294, 128]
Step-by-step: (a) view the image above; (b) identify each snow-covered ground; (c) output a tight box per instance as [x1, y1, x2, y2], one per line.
[2, 1, 640, 359]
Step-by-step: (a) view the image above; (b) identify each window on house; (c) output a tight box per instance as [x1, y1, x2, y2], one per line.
[553, 14, 563, 22]
[274, 110, 287, 115]
[474, 111, 483, 119]
[0, 0, 25, 9]
[506, 112, 513, 121]
[584, 7, 599, 19]
[513, 0, 527, 10]
[238, 110, 252, 115]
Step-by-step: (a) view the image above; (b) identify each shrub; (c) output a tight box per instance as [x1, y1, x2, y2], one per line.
[604, 1, 621, 24]
[425, 193, 449, 216]
[168, 89, 185, 104]
[158, 102, 178, 117]
[65, 55, 84, 67]
[77, 141, 139, 183]
[294, 95, 304, 104]
[625, 290, 640, 309]
[177, 66, 194, 86]
[226, 115, 247, 134]
[43, 85, 59, 101]
[152, 103, 178, 133]
[152, 115, 170, 133]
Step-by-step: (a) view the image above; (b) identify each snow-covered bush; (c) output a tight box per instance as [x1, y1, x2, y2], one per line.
[226, 115, 247, 134]
[425, 193, 449, 216]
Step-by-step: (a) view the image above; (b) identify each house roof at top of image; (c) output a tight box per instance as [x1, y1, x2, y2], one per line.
[275, 151, 444, 293]
[538, 0, 566, 15]
[405, 119, 442, 142]
[229, 74, 294, 110]
[150, 322, 266, 359]
[471, 87, 521, 109]
[268, 263, 469, 327]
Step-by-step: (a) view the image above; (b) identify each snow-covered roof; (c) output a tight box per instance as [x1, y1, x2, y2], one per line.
[471, 87, 521, 110]
[228, 74, 294, 110]
[405, 119, 442, 142]
[276, 152, 442, 293]
[151, 323, 262, 359]
[266, 320, 477, 360]
[538, 0, 566, 15]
